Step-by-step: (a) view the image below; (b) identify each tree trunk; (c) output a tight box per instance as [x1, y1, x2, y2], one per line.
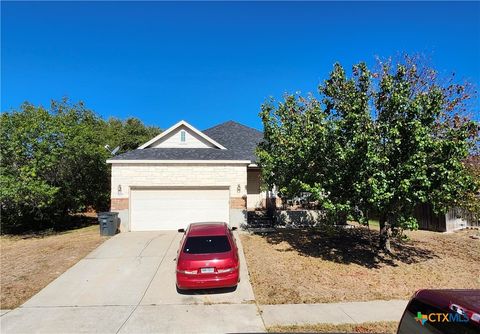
[379, 215, 392, 253]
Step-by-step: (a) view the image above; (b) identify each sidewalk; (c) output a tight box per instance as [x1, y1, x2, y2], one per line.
[1, 299, 409, 332]
[259, 299, 409, 327]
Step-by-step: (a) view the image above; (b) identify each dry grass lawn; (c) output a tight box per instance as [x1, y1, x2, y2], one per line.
[1, 225, 107, 309]
[268, 321, 398, 333]
[241, 227, 480, 304]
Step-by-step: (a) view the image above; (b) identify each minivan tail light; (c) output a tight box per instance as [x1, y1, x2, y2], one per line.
[450, 303, 480, 324]
[217, 267, 237, 273]
[177, 269, 197, 275]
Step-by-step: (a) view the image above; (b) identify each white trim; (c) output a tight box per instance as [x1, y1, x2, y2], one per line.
[107, 159, 251, 164]
[137, 120, 227, 150]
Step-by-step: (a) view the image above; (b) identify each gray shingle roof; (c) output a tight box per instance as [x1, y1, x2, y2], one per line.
[110, 121, 263, 162]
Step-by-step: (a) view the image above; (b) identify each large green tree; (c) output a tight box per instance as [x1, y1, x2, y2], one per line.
[103, 116, 160, 153]
[372, 59, 477, 249]
[458, 155, 480, 223]
[258, 63, 379, 225]
[0, 100, 161, 233]
[258, 56, 478, 251]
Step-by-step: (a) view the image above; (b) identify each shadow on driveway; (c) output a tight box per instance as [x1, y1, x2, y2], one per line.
[176, 285, 238, 295]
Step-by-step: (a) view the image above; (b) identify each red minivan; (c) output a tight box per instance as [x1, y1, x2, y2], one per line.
[176, 222, 240, 290]
[397, 289, 480, 334]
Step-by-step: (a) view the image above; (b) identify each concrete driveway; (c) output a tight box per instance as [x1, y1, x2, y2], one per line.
[1, 231, 265, 333]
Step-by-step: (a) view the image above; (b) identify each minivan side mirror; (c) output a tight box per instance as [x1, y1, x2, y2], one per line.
[177, 228, 185, 233]
[231, 227, 237, 231]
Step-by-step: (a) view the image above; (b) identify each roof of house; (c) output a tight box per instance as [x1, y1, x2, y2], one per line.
[109, 120, 263, 162]
[203, 121, 263, 161]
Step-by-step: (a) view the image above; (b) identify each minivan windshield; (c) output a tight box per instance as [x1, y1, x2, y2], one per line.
[183, 236, 231, 254]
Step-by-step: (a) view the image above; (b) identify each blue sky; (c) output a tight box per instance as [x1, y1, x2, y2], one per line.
[2, 1, 479, 130]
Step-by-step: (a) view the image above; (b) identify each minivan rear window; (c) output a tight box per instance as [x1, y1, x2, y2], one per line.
[183, 236, 231, 254]
[397, 299, 479, 334]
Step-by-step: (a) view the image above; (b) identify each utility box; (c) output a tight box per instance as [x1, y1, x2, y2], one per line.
[98, 212, 119, 236]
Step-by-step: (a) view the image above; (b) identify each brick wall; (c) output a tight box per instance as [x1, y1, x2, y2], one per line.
[230, 197, 246, 209]
[111, 198, 129, 210]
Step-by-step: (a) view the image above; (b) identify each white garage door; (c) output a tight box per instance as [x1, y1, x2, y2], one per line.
[130, 188, 229, 231]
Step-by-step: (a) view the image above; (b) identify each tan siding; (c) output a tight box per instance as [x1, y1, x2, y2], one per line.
[150, 125, 215, 148]
[247, 168, 266, 209]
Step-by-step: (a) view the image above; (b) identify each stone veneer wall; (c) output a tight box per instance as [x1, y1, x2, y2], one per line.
[110, 163, 248, 231]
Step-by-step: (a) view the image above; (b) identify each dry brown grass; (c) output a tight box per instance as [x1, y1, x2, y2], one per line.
[1, 225, 107, 309]
[241, 227, 480, 305]
[268, 321, 398, 333]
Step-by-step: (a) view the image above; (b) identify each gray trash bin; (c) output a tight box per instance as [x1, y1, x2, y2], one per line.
[98, 212, 119, 236]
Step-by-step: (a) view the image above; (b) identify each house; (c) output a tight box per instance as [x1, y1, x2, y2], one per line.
[107, 120, 266, 231]
[108, 119, 477, 233]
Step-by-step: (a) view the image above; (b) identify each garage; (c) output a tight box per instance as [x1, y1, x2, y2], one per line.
[129, 187, 230, 231]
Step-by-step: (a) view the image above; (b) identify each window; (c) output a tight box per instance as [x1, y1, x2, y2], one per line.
[183, 236, 231, 254]
[180, 130, 186, 142]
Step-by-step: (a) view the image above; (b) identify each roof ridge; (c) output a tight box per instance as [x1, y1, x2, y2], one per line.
[204, 120, 262, 133]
